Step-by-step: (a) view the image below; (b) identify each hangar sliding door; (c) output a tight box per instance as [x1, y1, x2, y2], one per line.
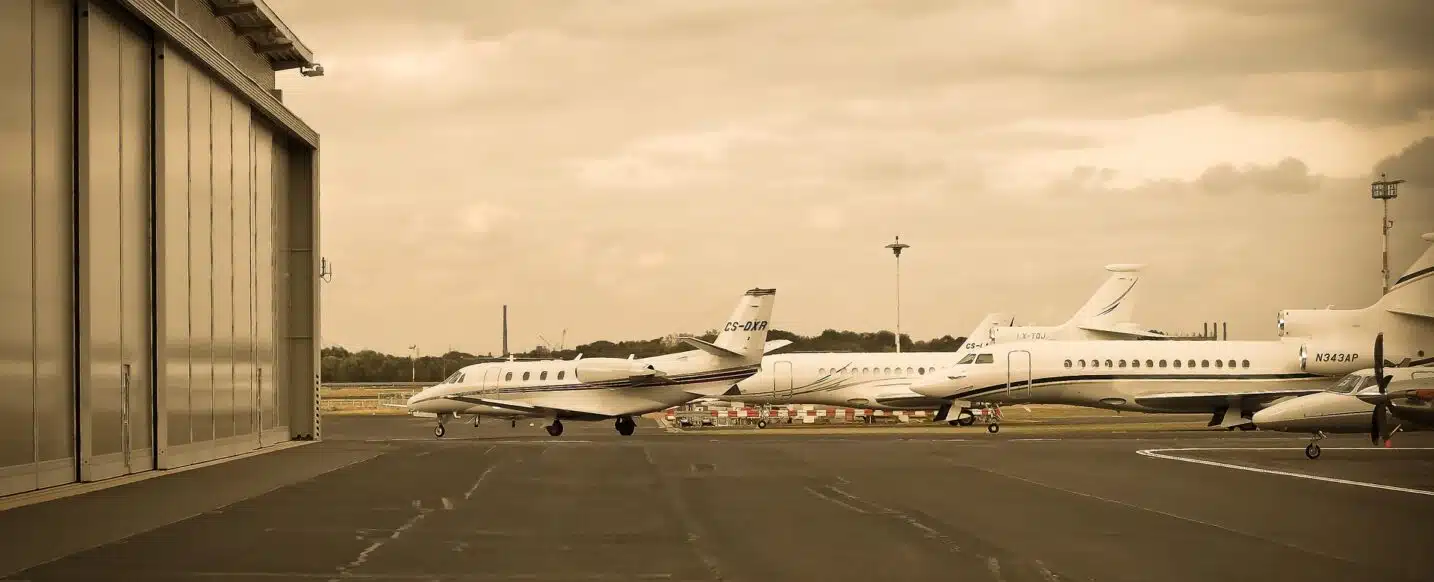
[0, 0, 78, 497]
[156, 43, 276, 468]
[78, 0, 156, 483]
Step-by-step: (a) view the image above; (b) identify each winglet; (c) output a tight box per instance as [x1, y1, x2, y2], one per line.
[679, 336, 744, 358]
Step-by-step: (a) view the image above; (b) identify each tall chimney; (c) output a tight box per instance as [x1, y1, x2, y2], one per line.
[502, 305, 509, 356]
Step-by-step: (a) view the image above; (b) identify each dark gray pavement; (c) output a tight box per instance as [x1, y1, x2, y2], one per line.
[2, 415, 1432, 582]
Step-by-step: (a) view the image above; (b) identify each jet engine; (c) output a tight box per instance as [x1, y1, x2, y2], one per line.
[1298, 339, 1375, 376]
[574, 358, 662, 384]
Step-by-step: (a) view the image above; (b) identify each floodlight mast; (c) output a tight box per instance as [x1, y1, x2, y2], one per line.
[1371, 173, 1404, 295]
[885, 236, 911, 353]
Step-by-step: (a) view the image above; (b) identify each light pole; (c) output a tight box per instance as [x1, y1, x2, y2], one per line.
[885, 236, 910, 353]
[1371, 173, 1404, 295]
[409, 344, 419, 382]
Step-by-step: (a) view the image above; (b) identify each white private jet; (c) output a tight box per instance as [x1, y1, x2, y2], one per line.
[911, 233, 1434, 433]
[404, 288, 784, 438]
[718, 264, 1167, 425]
[1252, 333, 1433, 458]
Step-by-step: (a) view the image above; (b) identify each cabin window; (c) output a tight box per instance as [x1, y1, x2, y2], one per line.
[819, 368, 827, 374]
[1064, 359, 1073, 368]
[884, 367, 892, 374]
[1078, 359, 1087, 367]
[1089, 359, 1098, 368]
[906, 367, 914, 374]
[1119, 360, 1127, 368]
[1104, 359, 1113, 368]
[540, 371, 548, 380]
[1228, 360, 1236, 368]
[918, 367, 926, 374]
[1241, 360, 1250, 368]
[1173, 360, 1181, 368]
[1187, 360, 1196, 368]
[1215, 360, 1223, 368]
[1200, 360, 1209, 368]
[557, 371, 565, 380]
[505, 372, 513, 381]
[1159, 360, 1167, 368]
[1132, 359, 1141, 368]
[862, 367, 870, 374]
[523, 371, 531, 380]
[975, 354, 995, 364]
[1146, 360, 1154, 368]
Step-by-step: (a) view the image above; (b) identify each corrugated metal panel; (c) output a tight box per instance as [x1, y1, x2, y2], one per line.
[114, 0, 318, 148]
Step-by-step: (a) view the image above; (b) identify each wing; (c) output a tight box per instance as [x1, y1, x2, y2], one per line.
[445, 394, 633, 421]
[1134, 389, 1322, 413]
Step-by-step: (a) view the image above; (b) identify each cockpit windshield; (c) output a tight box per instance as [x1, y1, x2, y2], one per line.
[974, 354, 994, 364]
[957, 354, 977, 365]
[443, 372, 464, 384]
[1327, 374, 1370, 394]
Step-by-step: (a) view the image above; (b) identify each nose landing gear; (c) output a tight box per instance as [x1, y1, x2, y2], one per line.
[434, 424, 446, 438]
[545, 419, 564, 437]
[1305, 431, 1326, 459]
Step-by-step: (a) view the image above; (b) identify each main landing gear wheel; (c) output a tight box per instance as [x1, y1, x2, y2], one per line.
[757, 420, 768, 429]
[987, 423, 1000, 434]
[545, 420, 564, 437]
[958, 415, 976, 426]
[615, 416, 636, 436]
[434, 424, 446, 438]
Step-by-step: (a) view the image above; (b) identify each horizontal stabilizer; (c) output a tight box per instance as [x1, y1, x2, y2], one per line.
[1134, 390, 1322, 413]
[1387, 306, 1434, 320]
[763, 339, 794, 354]
[680, 336, 745, 359]
[1077, 323, 1169, 339]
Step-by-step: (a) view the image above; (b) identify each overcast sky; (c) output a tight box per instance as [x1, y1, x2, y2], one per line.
[267, 0, 1434, 356]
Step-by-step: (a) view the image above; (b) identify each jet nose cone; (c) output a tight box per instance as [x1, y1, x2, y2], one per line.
[912, 374, 963, 399]
[1251, 404, 1298, 431]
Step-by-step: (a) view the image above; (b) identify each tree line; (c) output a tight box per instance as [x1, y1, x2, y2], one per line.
[321, 329, 968, 384]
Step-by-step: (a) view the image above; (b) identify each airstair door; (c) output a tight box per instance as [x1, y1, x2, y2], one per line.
[773, 361, 794, 402]
[1006, 351, 1032, 402]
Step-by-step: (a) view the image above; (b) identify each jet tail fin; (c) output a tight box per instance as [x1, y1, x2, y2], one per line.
[963, 312, 1016, 350]
[1065, 264, 1144, 328]
[682, 288, 776, 364]
[1377, 233, 1434, 319]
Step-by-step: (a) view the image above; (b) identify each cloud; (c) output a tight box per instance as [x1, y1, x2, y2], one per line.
[1373, 136, 1434, 185]
[460, 203, 517, 234]
[636, 250, 668, 269]
[806, 206, 846, 230]
[1194, 158, 1321, 195]
[266, 1, 1434, 355]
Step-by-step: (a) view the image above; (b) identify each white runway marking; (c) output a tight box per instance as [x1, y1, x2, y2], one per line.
[1137, 447, 1434, 497]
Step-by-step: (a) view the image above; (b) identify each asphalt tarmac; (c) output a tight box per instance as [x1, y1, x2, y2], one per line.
[2, 415, 1432, 582]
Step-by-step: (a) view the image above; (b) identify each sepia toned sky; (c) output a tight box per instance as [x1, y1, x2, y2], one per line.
[266, 0, 1434, 356]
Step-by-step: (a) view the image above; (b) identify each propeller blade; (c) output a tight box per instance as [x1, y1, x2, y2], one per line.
[1371, 402, 1385, 446]
[1374, 333, 1384, 388]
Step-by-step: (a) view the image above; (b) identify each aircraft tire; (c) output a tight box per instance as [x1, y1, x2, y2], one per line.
[757, 420, 768, 429]
[958, 415, 975, 426]
[987, 423, 1000, 434]
[1305, 444, 1320, 460]
[434, 424, 445, 438]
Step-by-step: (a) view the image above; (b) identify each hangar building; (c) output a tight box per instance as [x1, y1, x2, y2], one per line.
[1, 0, 322, 498]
